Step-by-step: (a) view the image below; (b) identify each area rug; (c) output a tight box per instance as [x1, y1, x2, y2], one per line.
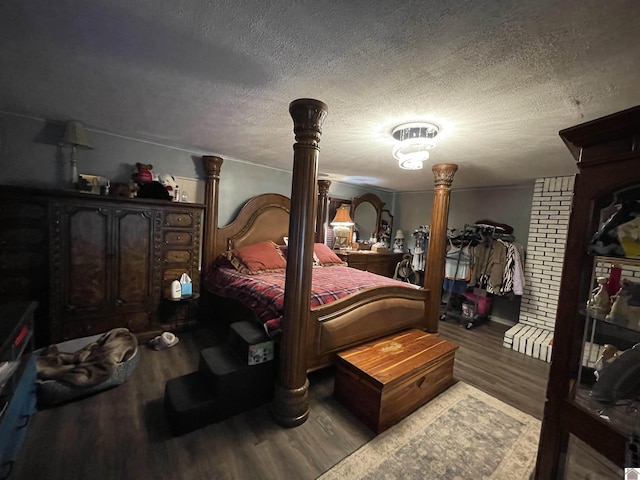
[318, 382, 540, 480]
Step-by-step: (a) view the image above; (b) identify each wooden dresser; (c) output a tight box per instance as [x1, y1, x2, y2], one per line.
[0, 186, 204, 345]
[337, 251, 404, 278]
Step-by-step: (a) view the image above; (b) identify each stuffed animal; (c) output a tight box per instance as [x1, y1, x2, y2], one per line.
[132, 163, 155, 184]
[158, 173, 178, 200]
[131, 163, 171, 200]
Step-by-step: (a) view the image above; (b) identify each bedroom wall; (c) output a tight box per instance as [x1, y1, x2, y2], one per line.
[0, 112, 378, 226]
[394, 184, 535, 246]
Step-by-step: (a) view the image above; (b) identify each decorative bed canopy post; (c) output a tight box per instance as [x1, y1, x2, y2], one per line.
[201, 156, 223, 270]
[315, 180, 331, 243]
[272, 98, 328, 428]
[423, 163, 458, 332]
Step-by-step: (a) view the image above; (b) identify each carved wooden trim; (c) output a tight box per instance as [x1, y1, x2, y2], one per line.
[431, 163, 458, 187]
[424, 163, 458, 332]
[351, 192, 385, 242]
[272, 98, 327, 428]
[315, 180, 331, 243]
[215, 194, 291, 257]
[48, 201, 63, 343]
[227, 203, 291, 249]
[152, 210, 163, 299]
[351, 192, 385, 214]
[191, 210, 202, 294]
[202, 155, 223, 273]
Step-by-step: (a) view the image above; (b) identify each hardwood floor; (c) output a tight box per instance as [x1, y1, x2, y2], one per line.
[11, 320, 616, 479]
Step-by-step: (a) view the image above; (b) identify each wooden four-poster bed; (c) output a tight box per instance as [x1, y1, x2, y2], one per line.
[199, 99, 458, 427]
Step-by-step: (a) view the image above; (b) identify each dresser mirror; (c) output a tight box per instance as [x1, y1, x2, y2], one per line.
[380, 209, 393, 246]
[351, 193, 385, 242]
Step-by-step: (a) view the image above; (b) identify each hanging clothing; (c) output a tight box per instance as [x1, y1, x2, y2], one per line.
[445, 245, 472, 280]
[443, 278, 468, 294]
[470, 239, 508, 293]
[511, 242, 526, 296]
[412, 227, 429, 272]
[497, 239, 515, 295]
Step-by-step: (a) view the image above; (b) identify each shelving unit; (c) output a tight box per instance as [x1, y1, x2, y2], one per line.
[534, 106, 640, 478]
[576, 256, 640, 441]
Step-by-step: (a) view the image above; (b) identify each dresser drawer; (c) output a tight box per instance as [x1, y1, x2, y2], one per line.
[163, 250, 193, 264]
[164, 212, 195, 228]
[163, 231, 194, 246]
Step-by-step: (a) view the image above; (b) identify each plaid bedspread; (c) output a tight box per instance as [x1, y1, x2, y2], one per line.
[203, 261, 416, 337]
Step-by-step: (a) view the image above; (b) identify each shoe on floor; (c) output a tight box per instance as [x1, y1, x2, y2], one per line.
[150, 332, 179, 350]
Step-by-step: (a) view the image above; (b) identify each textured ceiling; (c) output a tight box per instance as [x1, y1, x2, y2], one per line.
[1, 0, 639, 191]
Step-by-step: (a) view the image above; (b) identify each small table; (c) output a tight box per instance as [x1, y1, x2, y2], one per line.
[159, 294, 200, 332]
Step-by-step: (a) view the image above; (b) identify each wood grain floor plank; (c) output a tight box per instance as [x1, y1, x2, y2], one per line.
[12, 320, 615, 479]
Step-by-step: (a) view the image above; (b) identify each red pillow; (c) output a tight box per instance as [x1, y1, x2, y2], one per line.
[224, 241, 287, 274]
[314, 243, 346, 266]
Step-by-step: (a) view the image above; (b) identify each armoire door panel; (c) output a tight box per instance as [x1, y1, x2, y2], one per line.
[67, 207, 109, 311]
[114, 209, 154, 307]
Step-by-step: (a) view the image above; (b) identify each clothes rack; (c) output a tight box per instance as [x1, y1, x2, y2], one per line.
[439, 224, 492, 329]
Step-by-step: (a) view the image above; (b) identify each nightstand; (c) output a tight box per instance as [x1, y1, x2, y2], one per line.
[158, 294, 200, 332]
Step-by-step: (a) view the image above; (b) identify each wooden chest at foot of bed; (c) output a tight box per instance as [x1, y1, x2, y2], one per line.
[334, 329, 458, 434]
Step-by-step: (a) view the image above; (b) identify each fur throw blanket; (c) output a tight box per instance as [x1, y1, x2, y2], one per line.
[36, 328, 138, 387]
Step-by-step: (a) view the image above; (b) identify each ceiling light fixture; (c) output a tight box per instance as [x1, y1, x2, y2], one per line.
[391, 122, 440, 170]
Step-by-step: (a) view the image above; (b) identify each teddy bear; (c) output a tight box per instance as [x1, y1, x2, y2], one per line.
[132, 163, 171, 200]
[132, 163, 155, 184]
[158, 173, 178, 201]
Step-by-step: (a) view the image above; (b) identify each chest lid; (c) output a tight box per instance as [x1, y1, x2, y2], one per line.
[337, 329, 458, 387]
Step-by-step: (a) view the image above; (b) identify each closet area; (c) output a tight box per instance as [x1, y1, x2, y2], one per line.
[438, 221, 525, 329]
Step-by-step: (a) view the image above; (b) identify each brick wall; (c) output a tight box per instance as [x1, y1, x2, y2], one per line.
[503, 176, 575, 361]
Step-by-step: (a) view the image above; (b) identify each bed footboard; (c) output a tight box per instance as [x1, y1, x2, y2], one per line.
[307, 286, 429, 371]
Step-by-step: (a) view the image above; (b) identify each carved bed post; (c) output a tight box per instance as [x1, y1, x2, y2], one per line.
[271, 99, 328, 428]
[201, 156, 223, 271]
[315, 180, 331, 243]
[423, 163, 458, 333]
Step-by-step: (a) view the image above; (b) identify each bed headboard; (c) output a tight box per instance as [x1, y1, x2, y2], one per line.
[201, 156, 331, 270]
[215, 193, 291, 259]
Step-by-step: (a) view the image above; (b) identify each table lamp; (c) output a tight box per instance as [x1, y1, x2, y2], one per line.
[60, 120, 93, 187]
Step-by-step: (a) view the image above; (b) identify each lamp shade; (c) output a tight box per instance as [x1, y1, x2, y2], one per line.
[394, 229, 405, 239]
[61, 121, 93, 149]
[331, 206, 354, 226]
